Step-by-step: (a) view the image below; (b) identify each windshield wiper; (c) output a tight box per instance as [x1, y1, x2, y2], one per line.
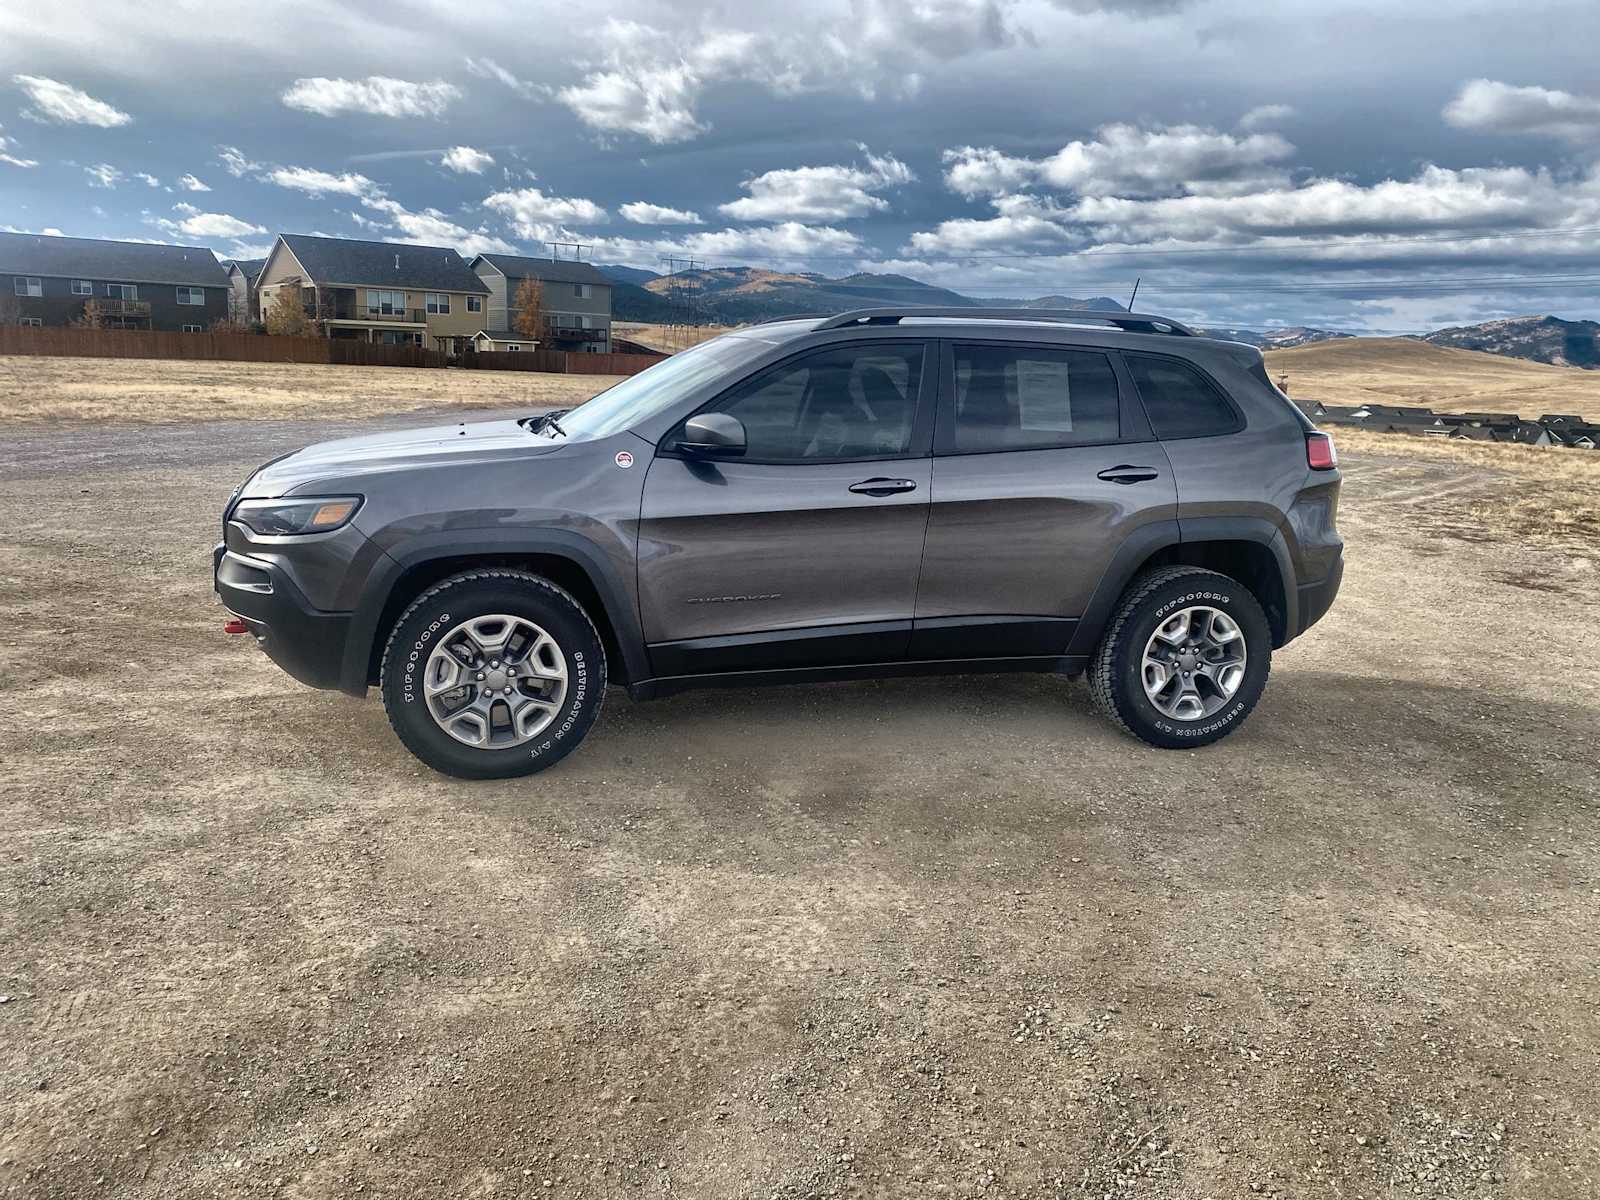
[523, 409, 569, 437]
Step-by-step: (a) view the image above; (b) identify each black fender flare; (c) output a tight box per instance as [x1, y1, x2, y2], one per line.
[337, 527, 649, 696]
[1064, 516, 1297, 655]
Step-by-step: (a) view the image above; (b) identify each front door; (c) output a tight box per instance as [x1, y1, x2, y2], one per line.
[639, 339, 935, 677]
[912, 340, 1178, 659]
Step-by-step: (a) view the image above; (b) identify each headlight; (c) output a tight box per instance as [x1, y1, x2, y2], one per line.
[232, 496, 362, 536]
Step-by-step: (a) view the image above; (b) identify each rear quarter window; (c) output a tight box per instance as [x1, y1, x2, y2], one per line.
[1126, 354, 1242, 440]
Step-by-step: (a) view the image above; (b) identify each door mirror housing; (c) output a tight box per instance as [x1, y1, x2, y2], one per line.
[677, 412, 747, 456]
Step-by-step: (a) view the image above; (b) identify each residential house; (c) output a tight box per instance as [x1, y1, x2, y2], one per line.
[222, 257, 267, 324]
[0, 231, 229, 331]
[468, 329, 537, 353]
[256, 234, 490, 351]
[469, 254, 612, 353]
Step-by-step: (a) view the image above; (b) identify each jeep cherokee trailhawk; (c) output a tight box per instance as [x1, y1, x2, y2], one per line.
[214, 308, 1344, 778]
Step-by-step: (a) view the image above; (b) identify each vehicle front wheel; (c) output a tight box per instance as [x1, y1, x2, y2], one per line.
[380, 570, 606, 779]
[1087, 566, 1271, 749]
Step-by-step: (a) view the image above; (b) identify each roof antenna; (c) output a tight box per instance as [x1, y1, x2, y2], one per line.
[1127, 277, 1140, 311]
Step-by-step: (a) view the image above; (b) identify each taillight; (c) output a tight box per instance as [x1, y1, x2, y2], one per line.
[1307, 431, 1337, 470]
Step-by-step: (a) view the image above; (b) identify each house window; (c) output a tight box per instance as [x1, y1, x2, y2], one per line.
[507, 344, 521, 352]
[466, 295, 482, 313]
[106, 283, 138, 300]
[181, 323, 203, 333]
[573, 283, 592, 300]
[367, 289, 405, 317]
[425, 293, 450, 315]
[20, 316, 42, 327]
[71, 280, 93, 296]
[14, 277, 42, 297]
[176, 286, 205, 306]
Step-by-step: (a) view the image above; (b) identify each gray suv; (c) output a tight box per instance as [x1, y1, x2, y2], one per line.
[214, 308, 1344, 778]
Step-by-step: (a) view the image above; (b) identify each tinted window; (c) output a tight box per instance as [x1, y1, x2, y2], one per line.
[1126, 355, 1240, 440]
[950, 345, 1119, 452]
[707, 343, 923, 461]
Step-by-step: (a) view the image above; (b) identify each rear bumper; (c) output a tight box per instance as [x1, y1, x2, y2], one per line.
[214, 543, 353, 691]
[1294, 551, 1344, 638]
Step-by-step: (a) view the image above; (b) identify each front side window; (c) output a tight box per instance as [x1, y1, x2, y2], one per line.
[367, 289, 405, 316]
[71, 279, 93, 296]
[15, 276, 43, 297]
[182, 323, 203, 333]
[466, 295, 482, 313]
[695, 343, 925, 462]
[425, 292, 450, 314]
[574, 283, 592, 299]
[20, 316, 42, 327]
[176, 286, 205, 305]
[506, 344, 521, 352]
[948, 345, 1120, 452]
[106, 283, 137, 300]
[1126, 354, 1241, 440]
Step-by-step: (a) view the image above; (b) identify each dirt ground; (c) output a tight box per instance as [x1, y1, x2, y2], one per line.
[2, 409, 1597, 1199]
[0, 355, 618, 424]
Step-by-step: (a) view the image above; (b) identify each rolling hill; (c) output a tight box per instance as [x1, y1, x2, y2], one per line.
[1422, 315, 1600, 369]
[1263, 336, 1600, 421]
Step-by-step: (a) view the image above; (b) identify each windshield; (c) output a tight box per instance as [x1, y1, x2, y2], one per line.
[556, 336, 771, 441]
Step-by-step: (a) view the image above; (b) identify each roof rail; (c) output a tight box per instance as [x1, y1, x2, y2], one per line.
[814, 307, 1198, 337]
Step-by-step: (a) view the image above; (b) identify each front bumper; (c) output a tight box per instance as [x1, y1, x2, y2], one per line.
[1294, 551, 1344, 638]
[214, 543, 353, 691]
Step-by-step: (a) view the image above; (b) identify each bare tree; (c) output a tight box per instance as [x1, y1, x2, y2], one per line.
[513, 276, 544, 341]
[72, 298, 109, 329]
[0, 293, 19, 327]
[264, 284, 316, 337]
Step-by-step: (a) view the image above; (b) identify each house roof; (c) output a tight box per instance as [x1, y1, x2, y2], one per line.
[0, 231, 229, 287]
[224, 258, 267, 283]
[277, 234, 489, 294]
[472, 253, 609, 287]
[472, 329, 533, 342]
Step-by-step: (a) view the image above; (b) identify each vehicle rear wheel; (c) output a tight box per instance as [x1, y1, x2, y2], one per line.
[1088, 566, 1270, 749]
[380, 570, 606, 778]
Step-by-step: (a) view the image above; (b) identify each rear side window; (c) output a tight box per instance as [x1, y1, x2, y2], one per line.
[1126, 354, 1240, 440]
[949, 345, 1120, 452]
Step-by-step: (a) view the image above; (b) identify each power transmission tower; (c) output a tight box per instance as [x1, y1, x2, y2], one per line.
[658, 255, 705, 351]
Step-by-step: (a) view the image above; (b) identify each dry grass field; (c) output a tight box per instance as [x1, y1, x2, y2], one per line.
[1265, 337, 1600, 421]
[0, 355, 619, 425]
[613, 322, 735, 354]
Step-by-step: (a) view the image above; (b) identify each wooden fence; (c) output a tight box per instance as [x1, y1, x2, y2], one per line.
[458, 347, 666, 376]
[0, 325, 447, 368]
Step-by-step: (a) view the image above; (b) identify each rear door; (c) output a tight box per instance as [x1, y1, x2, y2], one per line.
[911, 339, 1177, 659]
[638, 339, 936, 676]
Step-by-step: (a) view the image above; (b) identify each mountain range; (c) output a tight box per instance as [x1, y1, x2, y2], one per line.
[598, 265, 1597, 368]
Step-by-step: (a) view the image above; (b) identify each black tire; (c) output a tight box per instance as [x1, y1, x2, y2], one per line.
[1088, 566, 1271, 749]
[379, 570, 606, 779]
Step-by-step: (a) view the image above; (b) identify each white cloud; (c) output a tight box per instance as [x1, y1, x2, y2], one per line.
[217, 145, 261, 178]
[0, 124, 38, 168]
[719, 149, 915, 221]
[484, 186, 609, 238]
[178, 173, 211, 192]
[136, 172, 161, 187]
[360, 197, 518, 256]
[85, 163, 121, 188]
[1238, 103, 1296, 130]
[1444, 79, 1600, 142]
[281, 76, 461, 119]
[590, 221, 866, 269]
[943, 123, 1295, 200]
[464, 57, 540, 99]
[620, 201, 705, 225]
[441, 145, 495, 174]
[268, 165, 378, 197]
[13, 74, 131, 127]
[225, 241, 275, 260]
[158, 209, 267, 240]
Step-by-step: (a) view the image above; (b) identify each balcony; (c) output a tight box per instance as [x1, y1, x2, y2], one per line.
[97, 298, 152, 317]
[543, 320, 607, 342]
[322, 308, 427, 325]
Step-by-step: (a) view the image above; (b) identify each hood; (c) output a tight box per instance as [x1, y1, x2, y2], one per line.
[240, 417, 566, 498]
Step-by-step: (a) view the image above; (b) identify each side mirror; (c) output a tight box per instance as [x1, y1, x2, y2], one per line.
[678, 412, 746, 456]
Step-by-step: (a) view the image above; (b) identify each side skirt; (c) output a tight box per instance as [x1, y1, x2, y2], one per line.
[626, 654, 1087, 701]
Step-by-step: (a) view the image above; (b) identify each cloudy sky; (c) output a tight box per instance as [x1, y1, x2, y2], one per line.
[2, 0, 1598, 330]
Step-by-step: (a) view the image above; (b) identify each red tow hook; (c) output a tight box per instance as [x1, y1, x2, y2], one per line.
[223, 618, 249, 635]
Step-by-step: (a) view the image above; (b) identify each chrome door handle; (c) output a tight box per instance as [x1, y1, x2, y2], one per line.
[1096, 465, 1160, 484]
[849, 477, 918, 496]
